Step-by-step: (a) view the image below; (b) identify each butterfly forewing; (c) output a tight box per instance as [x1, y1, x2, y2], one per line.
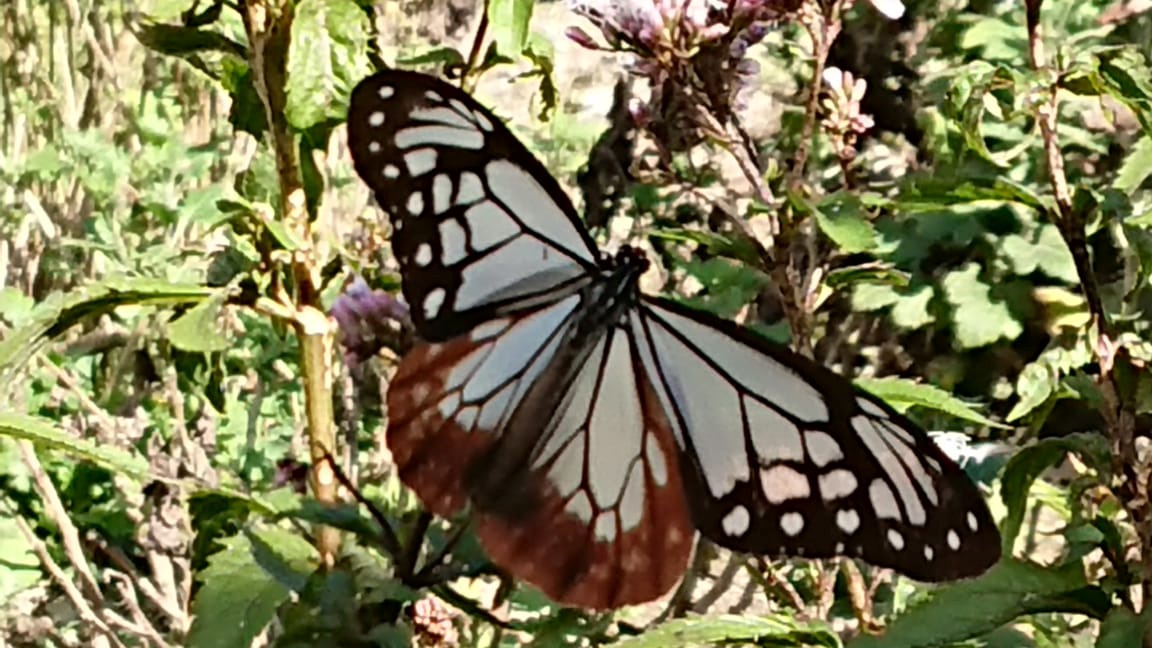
[346, 70, 602, 341]
[387, 296, 693, 609]
[633, 297, 1001, 579]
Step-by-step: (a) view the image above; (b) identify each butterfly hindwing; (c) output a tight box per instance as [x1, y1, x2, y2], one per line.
[346, 70, 602, 341]
[632, 297, 1001, 579]
[387, 295, 693, 609]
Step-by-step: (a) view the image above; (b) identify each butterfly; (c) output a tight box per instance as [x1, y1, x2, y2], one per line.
[345, 69, 1001, 610]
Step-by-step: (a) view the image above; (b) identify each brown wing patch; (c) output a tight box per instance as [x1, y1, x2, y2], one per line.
[475, 371, 694, 609]
[386, 326, 694, 609]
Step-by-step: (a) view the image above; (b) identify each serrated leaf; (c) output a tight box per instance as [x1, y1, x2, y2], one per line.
[285, 0, 372, 131]
[855, 377, 1006, 428]
[847, 561, 1110, 648]
[0, 280, 216, 394]
[0, 413, 150, 478]
[611, 614, 840, 648]
[187, 529, 315, 648]
[941, 263, 1023, 349]
[999, 434, 1110, 552]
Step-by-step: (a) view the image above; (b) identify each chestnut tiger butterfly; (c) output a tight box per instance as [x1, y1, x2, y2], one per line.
[345, 69, 1000, 610]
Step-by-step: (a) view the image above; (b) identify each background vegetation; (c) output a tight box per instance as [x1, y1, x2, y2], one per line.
[2, 0, 1152, 645]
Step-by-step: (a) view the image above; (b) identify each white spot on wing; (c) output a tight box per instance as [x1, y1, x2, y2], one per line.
[565, 491, 594, 523]
[644, 435, 668, 487]
[967, 511, 979, 532]
[746, 399, 805, 462]
[887, 529, 905, 550]
[368, 111, 385, 127]
[383, 164, 400, 178]
[806, 431, 843, 467]
[818, 469, 858, 500]
[406, 191, 424, 216]
[469, 318, 510, 341]
[760, 465, 810, 504]
[411, 106, 476, 130]
[414, 244, 432, 266]
[869, 479, 901, 520]
[618, 462, 646, 532]
[858, 397, 887, 417]
[456, 405, 478, 430]
[396, 125, 484, 150]
[438, 219, 467, 265]
[947, 529, 961, 550]
[924, 545, 934, 561]
[457, 171, 484, 205]
[423, 287, 446, 319]
[836, 509, 860, 534]
[404, 148, 437, 176]
[378, 85, 394, 99]
[780, 512, 804, 536]
[432, 174, 452, 214]
[424, 90, 442, 102]
[721, 505, 750, 536]
[594, 511, 617, 541]
[368, 141, 381, 153]
[472, 109, 493, 131]
[549, 439, 585, 499]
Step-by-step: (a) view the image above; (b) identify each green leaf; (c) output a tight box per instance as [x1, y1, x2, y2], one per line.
[808, 195, 877, 253]
[855, 377, 1006, 428]
[999, 434, 1110, 552]
[890, 285, 935, 330]
[1097, 606, 1152, 648]
[1002, 225, 1077, 283]
[610, 614, 840, 648]
[487, 0, 535, 57]
[847, 560, 1110, 648]
[1006, 361, 1056, 422]
[285, 0, 373, 131]
[0, 513, 43, 603]
[0, 279, 215, 394]
[1115, 135, 1152, 194]
[167, 293, 231, 353]
[941, 263, 1023, 349]
[187, 528, 315, 648]
[0, 413, 150, 479]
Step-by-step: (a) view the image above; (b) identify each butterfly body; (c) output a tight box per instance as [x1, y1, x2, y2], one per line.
[347, 69, 1001, 610]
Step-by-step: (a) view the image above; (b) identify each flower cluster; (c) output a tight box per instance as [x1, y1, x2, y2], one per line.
[567, 0, 802, 153]
[328, 275, 411, 369]
[820, 67, 875, 162]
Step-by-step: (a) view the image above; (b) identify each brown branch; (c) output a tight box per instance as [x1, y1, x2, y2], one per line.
[1025, 0, 1151, 602]
[240, 0, 341, 564]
